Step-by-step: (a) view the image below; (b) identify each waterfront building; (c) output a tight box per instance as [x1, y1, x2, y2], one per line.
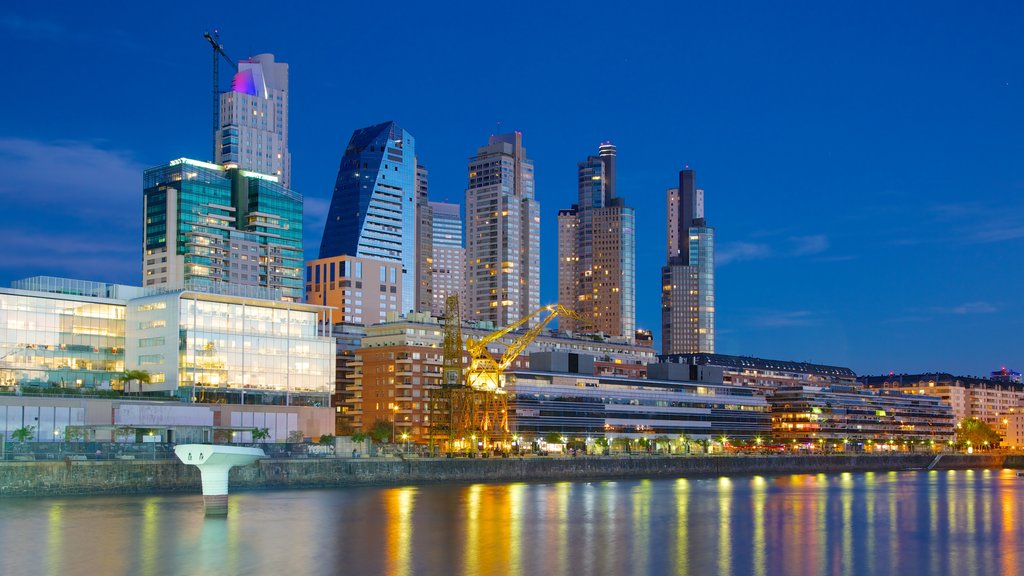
[0, 277, 335, 411]
[143, 158, 304, 302]
[0, 396, 328, 443]
[305, 255, 403, 325]
[465, 132, 541, 326]
[343, 313, 658, 438]
[415, 164, 433, 313]
[429, 202, 465, 316]
[506, 352, 770, 442]
[215, 53, 291, 187]
[661, 169, 715, 355]
[330, 322, 366, 435]
[320, 121, 417, 314]
[662, 353, 857, 394]
[557, 143, 635, 339]
[769, 385, 954, 447]
[1004, 412, 1024, 448]
[860, 372, 1024, 441]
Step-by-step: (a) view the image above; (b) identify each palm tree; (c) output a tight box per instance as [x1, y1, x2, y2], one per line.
[121, 370, 151, 394]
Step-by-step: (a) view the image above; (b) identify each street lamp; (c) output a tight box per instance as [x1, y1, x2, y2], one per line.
[401, 432, 409, 453]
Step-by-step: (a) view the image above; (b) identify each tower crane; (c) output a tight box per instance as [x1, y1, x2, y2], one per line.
[464, 304, 585, 392]
[203, 31, 237, 162]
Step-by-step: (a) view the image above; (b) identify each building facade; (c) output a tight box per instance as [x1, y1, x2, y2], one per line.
[415, 164, 433, 314]
[506, 352, 769, 442]
[662, 353, 858, 394]
[860, 373, 1024, 441]
[769, 385, 954, 447]
[661, 169, 715, 355]
[557, 143, 635, 339]
[319, 121, 417, 314]
[143, 158, 303, 302]
[0, 277, 335, 411]
[305, 255, 403, 325]
[215, 53, 291, 187]
[429, 202, 465, 316]
[465, 132, 540, 326]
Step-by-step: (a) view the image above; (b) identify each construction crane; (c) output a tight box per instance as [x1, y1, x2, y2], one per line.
[464, 304, 584, 392]
[203, 31, 236, 162]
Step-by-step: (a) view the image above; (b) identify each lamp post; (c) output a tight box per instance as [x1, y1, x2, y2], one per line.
[401, 432, 409, 454]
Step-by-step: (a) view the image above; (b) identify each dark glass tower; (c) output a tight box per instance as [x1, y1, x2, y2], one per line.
[320, 121, 417, 314]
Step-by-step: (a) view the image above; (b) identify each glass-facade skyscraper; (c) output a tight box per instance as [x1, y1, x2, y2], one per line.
[465, 132, 540, 326]
[429, 201, 465, 316]
[319, 121, 417, 315]
[557, 143, 635, 339]
[142, 158, 304, 302]
[661, 169, 715, 355]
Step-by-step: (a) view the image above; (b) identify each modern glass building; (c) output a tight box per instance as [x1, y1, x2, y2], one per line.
[506, 353, 769, 441]
[429, 201, 464, 316]
[319, 121, 417, 315]
[0, 278, 141, 389]
[557, 143, 635, 339]
[143, 158, 304, 302]
[0, 277, 334, 408]
[465, 132, 540, 326]
[662, 169, 715, 355]
[769, 385, 954, 446]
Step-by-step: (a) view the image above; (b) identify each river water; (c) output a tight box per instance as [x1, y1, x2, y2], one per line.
[0, 468, 1021, 576]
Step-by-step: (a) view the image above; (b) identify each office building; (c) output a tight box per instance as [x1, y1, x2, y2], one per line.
[465, 132, 540, 326]
[429, 202, 465, 316]
[663, 353, 857, 395]
[769, 385, 954, 447]
[415, 164, 433, 313]
[506, 352, 769, 442]
[0, 277, 335, 412]
[860, 372, 1024, 440]
[661, 169, 715, 355]
[143, 158, 304, 302]
[216, 54, 291, 187]
[305, 255, 403, 325]
[319, 121, 417, 315]
[557, 143, 635, 338]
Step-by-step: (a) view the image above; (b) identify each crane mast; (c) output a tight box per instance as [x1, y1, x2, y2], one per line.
[203, 31, 236, 162]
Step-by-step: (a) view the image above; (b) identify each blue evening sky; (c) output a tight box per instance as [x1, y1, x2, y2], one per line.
[0, 2, 1021, 377]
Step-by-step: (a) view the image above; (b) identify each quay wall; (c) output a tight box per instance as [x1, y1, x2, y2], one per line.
[0, 453, 1019, 498]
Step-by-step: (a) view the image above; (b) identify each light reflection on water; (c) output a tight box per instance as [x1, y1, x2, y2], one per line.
[0, 469, 1022, 575]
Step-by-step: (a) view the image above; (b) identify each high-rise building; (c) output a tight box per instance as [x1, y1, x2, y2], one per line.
[143, 158, 304, 301]
[215, 54, 291, 188]
[557, 143, 635, 338]
[305, 255, 403, 325]
[661, 169, 715, 355]
[319, 121, 417, 315]
[429, 202, 465, 316]
[465, 132, 540, 326]
[415, 164, 433, 313]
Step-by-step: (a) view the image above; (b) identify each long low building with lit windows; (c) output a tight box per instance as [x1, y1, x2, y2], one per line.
[769, 385, 954, 446]
[504, 353, 770, 442]
[0, 277, 336, 440]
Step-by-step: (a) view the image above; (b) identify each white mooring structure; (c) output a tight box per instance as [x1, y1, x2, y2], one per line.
[174, 444, 266, 515]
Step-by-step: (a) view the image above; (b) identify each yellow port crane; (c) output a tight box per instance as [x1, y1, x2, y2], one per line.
[464, 304, 585, 392]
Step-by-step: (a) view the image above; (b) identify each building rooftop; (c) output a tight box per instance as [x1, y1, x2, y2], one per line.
[662, 353, 857, 378]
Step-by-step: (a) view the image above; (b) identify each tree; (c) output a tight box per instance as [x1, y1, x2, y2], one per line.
[121, 370, 151, 394]
[956, 418, 1000, 448]
[318, 434, 335, 446]
[369, 419, 392, 443]
[351, 431, 368, 443]
[543, 431, 565, 445]
[11, 425, 35, 442]
[251, 428, 271, 443]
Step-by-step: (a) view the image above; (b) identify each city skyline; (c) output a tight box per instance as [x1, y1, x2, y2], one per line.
[1, 3, 1021, 376]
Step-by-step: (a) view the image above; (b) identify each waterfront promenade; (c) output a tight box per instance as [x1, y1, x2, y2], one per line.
[0, 452, 1019, 497]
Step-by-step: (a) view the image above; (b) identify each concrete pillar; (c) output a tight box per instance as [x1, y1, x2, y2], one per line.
[174, 444, 265, 516]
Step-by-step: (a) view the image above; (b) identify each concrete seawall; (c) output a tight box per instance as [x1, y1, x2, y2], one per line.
[1, 453, 1019, 498]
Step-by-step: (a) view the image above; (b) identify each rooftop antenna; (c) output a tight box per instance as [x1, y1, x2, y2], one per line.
[203, 30, 237, 162]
